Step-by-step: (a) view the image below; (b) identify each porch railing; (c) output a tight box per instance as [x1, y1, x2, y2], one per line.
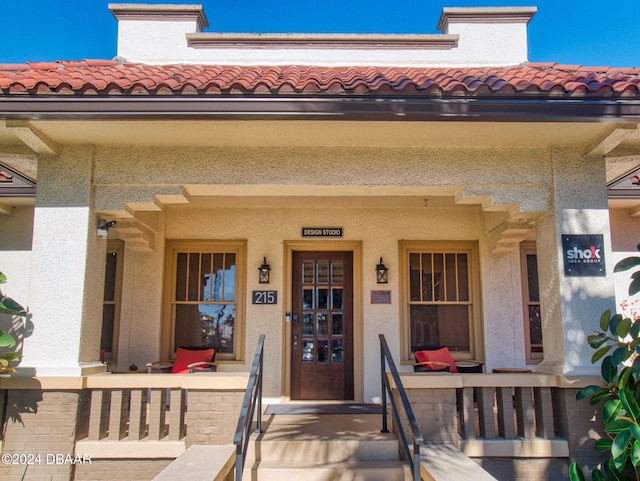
[379, 334, 423, 481]
[74, 371, 249, 460]
[83, 377, 188, 444]
[391, 370, 572, 460]
[233, 334, 265, 481]
[456, 375, 562, 447]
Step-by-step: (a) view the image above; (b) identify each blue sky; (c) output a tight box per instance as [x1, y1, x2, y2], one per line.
[1, 1, 639, 66]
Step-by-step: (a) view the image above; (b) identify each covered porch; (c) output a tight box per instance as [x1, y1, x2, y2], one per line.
[1, 117, 636, 399]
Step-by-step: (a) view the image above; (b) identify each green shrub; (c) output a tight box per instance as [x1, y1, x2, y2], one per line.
[570, 248, 640, 481]
[0, 270, 25, 373]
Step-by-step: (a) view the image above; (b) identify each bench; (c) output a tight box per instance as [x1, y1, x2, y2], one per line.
[153, 445, 236, 481]
[420, 444, 498, 481]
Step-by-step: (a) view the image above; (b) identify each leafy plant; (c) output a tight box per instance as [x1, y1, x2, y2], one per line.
[0, 270, 26, 373]
[569, 250, 640, 481]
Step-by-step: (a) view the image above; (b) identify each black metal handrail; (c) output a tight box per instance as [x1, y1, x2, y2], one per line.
[379, 334, 424, 481]
[233, 334, 265, 481]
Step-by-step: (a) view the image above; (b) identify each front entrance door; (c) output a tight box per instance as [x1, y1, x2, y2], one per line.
[291, 251, 354, 400]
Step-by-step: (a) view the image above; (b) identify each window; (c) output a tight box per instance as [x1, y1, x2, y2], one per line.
[165, 241, 246, 361]
[400, 241, 481, 362]
[101, 241, 123, 362]
[521, 242, 542, 362]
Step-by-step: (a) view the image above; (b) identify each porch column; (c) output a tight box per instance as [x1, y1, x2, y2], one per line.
[21, 147, 107, 376]
[536, 147, 615, 375]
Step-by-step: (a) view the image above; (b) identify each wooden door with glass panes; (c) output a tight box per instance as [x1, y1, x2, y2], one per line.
[291, 251, 353, 400]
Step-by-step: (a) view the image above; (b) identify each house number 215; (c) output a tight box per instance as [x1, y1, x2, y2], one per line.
[252, 290, 277, 305]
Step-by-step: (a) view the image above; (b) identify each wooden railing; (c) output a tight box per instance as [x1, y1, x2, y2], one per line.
[85, 382, 184, 442]
[75, 373, 249, 458]
[458, 375, 557, 442]
[395, 372, 573, 458]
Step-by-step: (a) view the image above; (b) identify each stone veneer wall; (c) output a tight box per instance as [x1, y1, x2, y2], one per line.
[0, 390, 80, 481]
[475, 458, 569, 481]
[393, 387, 459, 444]
[186, 390, 244, 447]
[553, 388, 607, 474]
[0, 379, 246, 481]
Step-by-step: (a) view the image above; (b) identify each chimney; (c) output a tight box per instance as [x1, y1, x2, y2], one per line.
[437, 7, 537, 66]
[109, 4, 536, 67]
[110, 3, 209, 64]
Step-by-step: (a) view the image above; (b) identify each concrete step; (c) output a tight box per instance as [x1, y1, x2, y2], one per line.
[245, 437, 400, 463]
[242, 412, 406, 480]
[243, 460, 408, 481]
[245, 413, 399, 463]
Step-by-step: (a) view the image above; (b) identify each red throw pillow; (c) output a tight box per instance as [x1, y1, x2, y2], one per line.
[172, 348, 214, 374]
[414, 348, 458, 373]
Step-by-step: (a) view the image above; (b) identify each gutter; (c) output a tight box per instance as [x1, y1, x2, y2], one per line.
[1, 96, 640, 122]
[0, 187, 35, 197]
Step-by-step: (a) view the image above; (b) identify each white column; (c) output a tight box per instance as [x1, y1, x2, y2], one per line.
[21, 147, 107, 376]
[536, 147, 615, 375]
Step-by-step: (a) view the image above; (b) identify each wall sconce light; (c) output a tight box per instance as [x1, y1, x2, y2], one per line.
[258, 257, 271, 284]
[97, 219, 116, 239]
[376, 257, 389, 284]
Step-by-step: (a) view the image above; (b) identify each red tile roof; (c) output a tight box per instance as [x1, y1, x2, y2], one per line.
[0, 60, 639, 98]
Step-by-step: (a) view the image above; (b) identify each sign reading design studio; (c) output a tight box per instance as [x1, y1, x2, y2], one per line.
[301, 227, 343, 238]
[562, 234, 606, 277]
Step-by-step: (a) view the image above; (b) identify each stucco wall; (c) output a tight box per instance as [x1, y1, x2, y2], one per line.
[91, 145, 552, 215]
[108, 202, 528, 401]
[88, 143, 560, 401]
[19, 148, 107, 376]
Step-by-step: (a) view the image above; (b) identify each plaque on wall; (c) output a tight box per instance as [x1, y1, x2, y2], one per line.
[371, 290, 391, 304]
[252, 291, 278, 304]
[562, 234, 606, 277]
